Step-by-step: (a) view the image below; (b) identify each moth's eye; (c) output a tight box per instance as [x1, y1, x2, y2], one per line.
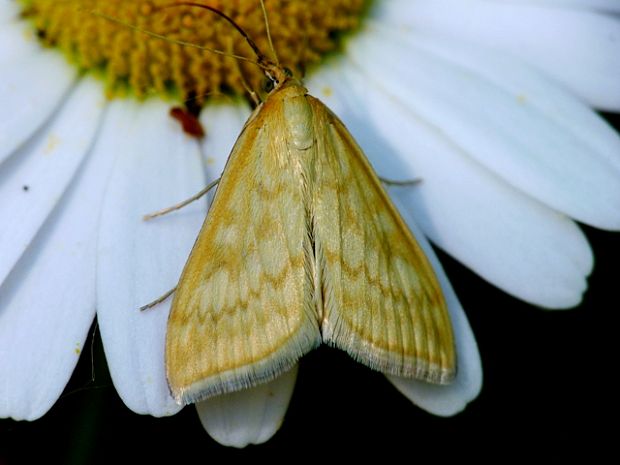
[262, 77, 276, 93]
[283, 67, 293, 78]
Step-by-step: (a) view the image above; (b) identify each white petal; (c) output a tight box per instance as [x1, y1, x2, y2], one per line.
[0, 97, 116, 420]
[525, 0, 620, 13]
[199, 99, 251, 181]
[96, 99, 207, 416]
[196, 366, 298, 448]
[0, 22, 39, 62]
[386, 204, 482, 416]
[0, 77, 104, 285]
[306, 62, 593, 308]
[0, 50, 76, 163]
[407, 32, 620, 182]
[374, 0, 620, 110]
[348, 25, 620, 230]
[0, 0, 20, 23]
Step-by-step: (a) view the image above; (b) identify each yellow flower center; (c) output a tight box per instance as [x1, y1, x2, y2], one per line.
[19, 0, 367, 104]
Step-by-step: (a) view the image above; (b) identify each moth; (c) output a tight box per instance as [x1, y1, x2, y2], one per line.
[158, 3, 456, 405]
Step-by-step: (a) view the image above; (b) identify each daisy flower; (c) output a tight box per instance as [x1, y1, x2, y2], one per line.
[1, 0, 619, 450]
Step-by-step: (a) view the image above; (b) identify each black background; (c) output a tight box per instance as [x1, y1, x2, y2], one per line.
[0, 114, 618, 463]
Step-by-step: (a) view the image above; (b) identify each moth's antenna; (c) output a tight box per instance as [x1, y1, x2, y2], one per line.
[225, 35, 261, 105]
[259, 0, 280, 66]
[158, 2, 270, 68]
[159, 1, 290, 86]
[91, 9, 258, 66]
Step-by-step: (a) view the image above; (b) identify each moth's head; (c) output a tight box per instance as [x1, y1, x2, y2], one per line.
[261, 61, 296, 94]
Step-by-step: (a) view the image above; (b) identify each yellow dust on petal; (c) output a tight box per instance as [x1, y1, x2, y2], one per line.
[44, 134, 60, 155]
[19, 0, 367, 104]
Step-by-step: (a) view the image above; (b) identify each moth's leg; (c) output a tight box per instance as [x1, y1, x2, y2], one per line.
[143, 178, 220, 220]
[243, 77, 261, 107]
[140, 178, 220, 310]
[379, 176, 421, 187]
[140, 287, 177, 311]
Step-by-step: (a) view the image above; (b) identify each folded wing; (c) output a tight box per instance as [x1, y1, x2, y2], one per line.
[166, 100, 321, 404]
[309, 96, 456, 384]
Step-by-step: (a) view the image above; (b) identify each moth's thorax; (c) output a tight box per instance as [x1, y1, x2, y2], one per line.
[275, 77, 307, 93]
[269, 80, 314, 151]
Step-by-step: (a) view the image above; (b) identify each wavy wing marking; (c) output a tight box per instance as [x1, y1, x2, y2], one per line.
[309, 96, 456, 384]
[166, 99, 320, 404]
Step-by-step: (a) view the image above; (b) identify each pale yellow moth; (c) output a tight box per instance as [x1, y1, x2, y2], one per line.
[160, 3, 456, 405]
